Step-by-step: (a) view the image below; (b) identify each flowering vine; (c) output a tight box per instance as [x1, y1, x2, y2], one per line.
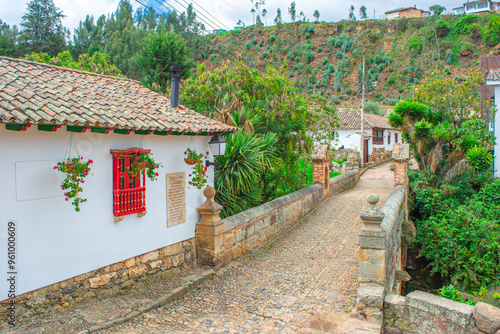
[126, 150, 162, 181]
[54, 156, 93, 212]
[185, 149, 208, 189]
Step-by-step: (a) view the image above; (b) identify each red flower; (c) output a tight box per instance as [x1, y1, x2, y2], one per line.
[65, 198, 69, 201]
[155, 172, 159, 176]
[62, 187, 65, 190]
[202, 171, 205, 174]
[189, 174, 192, 177]
[205, 156, 208, 159]
[64, 192, 67, 196]
[88, 159, 94, 163]
[81, 180, 85, 183]
[184, 151, 187, 154]
[199, 153, 203, 156]
[54, 166, 58, 169]
[204, 167, 207, 171]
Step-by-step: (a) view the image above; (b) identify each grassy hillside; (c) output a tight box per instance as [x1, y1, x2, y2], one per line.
[195, 14, 500, 108]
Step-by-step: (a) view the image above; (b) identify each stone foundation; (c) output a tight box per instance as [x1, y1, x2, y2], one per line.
[0, 239, 196, 318]
[369, 148, 392, 163]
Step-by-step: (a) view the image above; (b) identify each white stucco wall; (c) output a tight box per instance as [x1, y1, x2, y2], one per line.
[0, 127, 214, 298]
[486, 81, 500, 177]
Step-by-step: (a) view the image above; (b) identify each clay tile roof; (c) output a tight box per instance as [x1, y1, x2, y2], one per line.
[0, 56, 235, 134]
[335, 110, 394, 130]
[486, 68, 500, 82]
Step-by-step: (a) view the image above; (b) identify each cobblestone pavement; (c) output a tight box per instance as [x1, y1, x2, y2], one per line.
[1, 163, 394, 334]
[101, 163, 395, 334]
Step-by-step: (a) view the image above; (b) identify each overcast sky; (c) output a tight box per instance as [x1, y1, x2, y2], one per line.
[0, 0, 469, 34]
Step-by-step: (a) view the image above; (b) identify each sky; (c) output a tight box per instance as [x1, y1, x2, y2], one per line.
[0, 0, 470, 34]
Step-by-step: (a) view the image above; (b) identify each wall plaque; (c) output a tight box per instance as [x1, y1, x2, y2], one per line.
[166, 172, 186, 227]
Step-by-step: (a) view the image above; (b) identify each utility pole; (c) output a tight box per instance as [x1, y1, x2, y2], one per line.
[374, 10, 375, 20]
[360, 58, 365, 168]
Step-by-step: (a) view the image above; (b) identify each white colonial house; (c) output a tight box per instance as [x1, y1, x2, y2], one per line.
[0, 56, 234, 306]
[486, 68, 500, 177]
[331, 110, 402, 163]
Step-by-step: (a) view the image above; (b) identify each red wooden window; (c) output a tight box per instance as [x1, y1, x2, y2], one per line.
[110, 148, 150, 217]
[395, 133, 399, 143]
[373, 129, 384, 145]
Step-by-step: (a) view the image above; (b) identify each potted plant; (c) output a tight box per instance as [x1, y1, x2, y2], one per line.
[126, 150, 162, 181]
[54, 156, 93, 212]
[187, 151, 209, 189]
[184, 148, 199, 165]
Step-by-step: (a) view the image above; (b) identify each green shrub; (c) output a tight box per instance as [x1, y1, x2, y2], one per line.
[336, 52, 343, 59]
[269, 35, 276, 42]
[307, 51, 315, 62]
[481, 15, 500, 46]
[317, 47, 322, 52]
[305, 32, 311, 39]
[262, 52, 270, 59]
[322, 57, 329, 65]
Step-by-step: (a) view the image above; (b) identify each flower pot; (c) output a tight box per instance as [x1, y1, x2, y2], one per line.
[62, 162, 76, 173]
[131, 161, 151, 170]
[184, 158, 197, 165]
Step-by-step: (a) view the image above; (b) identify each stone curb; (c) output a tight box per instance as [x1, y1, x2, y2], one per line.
[359, 158, 393, 177]
[75, 269, 215, 334]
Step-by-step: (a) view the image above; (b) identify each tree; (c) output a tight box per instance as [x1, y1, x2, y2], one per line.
[299, 11, 306, 22]
[19, 0, 67, 55]
[251, 8, 256, 25]
[359, 5, 368, 20]
[288, 2, 296, 22]
[0, 21, 17, 57]
[237, 20, 245, 28]
[313, 10, 320, 22]
[262, 9, 267, 26]
[136, 32, 193, 94]
[274, 8, 283, 26]
[256, 15, 263, 26]
[429, 4, 446, 15]
[348, 5, 356, 21]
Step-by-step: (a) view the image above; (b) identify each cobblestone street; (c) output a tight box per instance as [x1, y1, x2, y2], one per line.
[0, 163, 394, 334]
[102, 163, 395, 334]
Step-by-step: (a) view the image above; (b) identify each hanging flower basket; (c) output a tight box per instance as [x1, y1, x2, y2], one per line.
[185, 148, 209, 189]
[54, 156, 93, 212]
[126, 150, 162, 181]
[184, 148, 199, 165]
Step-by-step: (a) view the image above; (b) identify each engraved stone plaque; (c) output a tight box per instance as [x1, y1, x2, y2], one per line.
[166, 172, 186, 227]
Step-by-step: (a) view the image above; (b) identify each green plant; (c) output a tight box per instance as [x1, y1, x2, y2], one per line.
[127, 150, 162, 181]
[438, 285, 476, 306]
[54, 156, 93, 212]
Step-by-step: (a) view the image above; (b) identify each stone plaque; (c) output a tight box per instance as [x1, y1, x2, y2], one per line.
[166, 172, 186, 227]
[392, 143, 410, 160]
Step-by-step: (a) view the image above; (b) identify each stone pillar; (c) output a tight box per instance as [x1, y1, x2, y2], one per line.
[394, 159, 409, 188]
[358, 194, 386, 286]
[357, 194, 386, 325]
[196, 187, 224, 267]
[312, 144, 330, 189]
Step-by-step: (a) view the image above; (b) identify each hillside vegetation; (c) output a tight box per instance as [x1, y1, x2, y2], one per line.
[199, 14, 500, 107]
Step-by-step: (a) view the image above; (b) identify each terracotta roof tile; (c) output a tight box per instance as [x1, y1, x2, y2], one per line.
[0, 56, 235, 134]
[335, 110, 394, 130]
[486, 68, 500, 82]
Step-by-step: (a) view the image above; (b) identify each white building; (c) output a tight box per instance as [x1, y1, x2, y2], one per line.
[0, 56, 234, 302]
[486, 68, 500, 177]
[332, 111, 402, 163]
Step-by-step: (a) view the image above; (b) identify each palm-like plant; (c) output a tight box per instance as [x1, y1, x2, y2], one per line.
[215, 131, 278, 218]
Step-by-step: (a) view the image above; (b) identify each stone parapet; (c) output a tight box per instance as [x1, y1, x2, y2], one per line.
[384, 291, 500, 334]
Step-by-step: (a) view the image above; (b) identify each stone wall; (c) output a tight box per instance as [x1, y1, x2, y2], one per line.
[0, 239, 195, 317]
[212, 170, 360, 267]
[356, 185, 406, 327]
[385, 291, 500, 334]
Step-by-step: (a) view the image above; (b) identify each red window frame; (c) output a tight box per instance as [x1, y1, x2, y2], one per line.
[373, 128, 384, 145]
[110, 148, 150, 217]
[395, 133, 398, 143]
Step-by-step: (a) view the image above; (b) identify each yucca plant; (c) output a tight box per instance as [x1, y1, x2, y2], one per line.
[466, 146, 493, 172]
[215, 131, 278, 218]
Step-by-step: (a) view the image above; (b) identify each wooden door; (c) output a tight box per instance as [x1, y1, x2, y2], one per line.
[363, 140, 369, 163]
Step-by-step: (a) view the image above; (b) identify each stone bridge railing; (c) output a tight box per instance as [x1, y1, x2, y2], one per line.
[356, 144, 500, 334]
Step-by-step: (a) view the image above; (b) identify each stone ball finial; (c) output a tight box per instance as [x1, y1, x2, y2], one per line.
[203, 186, 216, 199]
[366, 194, 379, 205]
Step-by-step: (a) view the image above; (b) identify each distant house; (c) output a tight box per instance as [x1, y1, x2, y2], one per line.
[485, 68, 500, 177]
[385, 6, 427, 19]
[331, 111, 402, 163]
[0, 56, 235, 305]
[451, 0, 496, 14]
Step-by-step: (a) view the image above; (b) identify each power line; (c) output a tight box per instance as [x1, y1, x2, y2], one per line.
[159, 0, 225, 32]
[178, 0, 230, 30]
